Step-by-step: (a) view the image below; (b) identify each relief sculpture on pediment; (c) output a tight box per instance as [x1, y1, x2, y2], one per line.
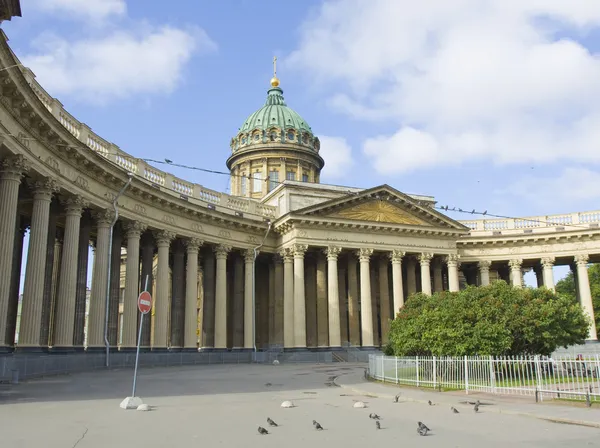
[329, 200, 428, 225]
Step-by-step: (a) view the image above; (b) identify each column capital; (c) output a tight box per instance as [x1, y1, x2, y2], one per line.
[0, 154, 29, 180]
[418, 252, 433, 265]
[61, 195, 88, 216]
[94, 209, 115, 226]
[279, 247, 294, 262]
[356, 248, 373, 262]
[154, 229, 175, 246]
[541, 257, 555, 268]
[185, 237, 204, 252]
[243, 248, 255, 262]
[324, 245, 342, 260]
[478, 260, 491, 271]
[445, 253, 460, 267]
[124, 220, 148, 239]
[30, 177, 59, 200]
[214, 244, 231, 258]
[389, 249, 405, 263]
[293, 243, 308, 257]
[575, 254, 589, 267]
[509, 258, 523, 270]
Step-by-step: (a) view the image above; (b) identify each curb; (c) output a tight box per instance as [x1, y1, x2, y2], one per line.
[332, 373, 600, 429]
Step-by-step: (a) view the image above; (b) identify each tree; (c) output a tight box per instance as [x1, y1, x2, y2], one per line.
[386, 281, 589, 357]
[555, 264, 600, 338]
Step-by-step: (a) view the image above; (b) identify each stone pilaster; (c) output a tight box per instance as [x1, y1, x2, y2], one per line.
[378, 255, 391, 345]
[315, 252, 328, 347]
[0, 155, 28, 351]
[446, 254, 460, 292]
[405, 256, 417, 295]
[273, 254, 284, 346]
[432, 258, 444, 292]
[53, 196, 86, 349]
[509, 259, 523, 288]
[120, 221, 146, 349]
[202, 248, 216, 348]
[184, 238, 202, 349]
[19, 178, 58, 350]
[243, 248, 254, 349]
[73, 212, 91, 348]
[152, 230, 174, 349]
[293, 244, 308, 348]
[541, 257, 555, 291]
[357, 248, 374, 347]
[281, 247, 294, 348]
[139, 232, 154, 348]
[574, 255, 597, 341]
[389, 250, 405, 316]
[87, 209, 114, 349]
[347, 253, 360, 346]
[170, 240, 186, 349]
[418, 253, 433, 295]
[214, 244, 231, 349]
[232, 252, 244, 348]
[326, 246, 342, 347]
[478, 260, 491, 286]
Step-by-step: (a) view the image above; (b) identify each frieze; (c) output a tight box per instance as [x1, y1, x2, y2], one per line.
[44, 156, 60, 173]
[246, 235, 259, 244]
[104, 191, 116, 202]
[17, 132, 30, 148]
[218, 230, 231, 238]
[133, 203, 147, 215]
[192, 223, 204, 232]
[162, 214, 176, 226]
[74, 175, 89, 191]
[298, 230, 308, 238]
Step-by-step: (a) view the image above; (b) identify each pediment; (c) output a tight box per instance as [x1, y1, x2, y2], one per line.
[294, 185, 468, 231]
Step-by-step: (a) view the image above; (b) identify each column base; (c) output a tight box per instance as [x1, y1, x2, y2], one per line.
[49, 346, 76, 353]
[118, 347, 138, 352]
[16, 346, 49, 353]
[181, 347, 199, 352]
[168, 347, 183, 353]
[150, 347, 170, 353]
[85, 346, 109, 353]
[198, 347, 215, 352]
[232, 347, 253, 352]
[285, 347, 308, 352]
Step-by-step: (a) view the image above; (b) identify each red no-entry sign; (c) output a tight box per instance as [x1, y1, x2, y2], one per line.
[137, 291, 152, 314]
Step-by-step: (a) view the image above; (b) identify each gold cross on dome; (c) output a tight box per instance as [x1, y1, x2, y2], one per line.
[273, 56, 277, 77]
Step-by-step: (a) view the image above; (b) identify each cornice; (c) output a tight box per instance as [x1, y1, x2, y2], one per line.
[457, 228, 600, 247]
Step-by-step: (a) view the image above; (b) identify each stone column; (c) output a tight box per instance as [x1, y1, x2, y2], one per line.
[48, 234, 63, 347]
[326, 246, 342, 348]
[509, 259, 523, 288]
[273, 254, 284, 346]
[120, 221, 146, 349]
[243, 248, 254, 350]
[214, 244, 231, 349]
[73, 212, 91, 349]
[432, 259, 443, 292]
[405, 256, 417, 295]
[53, 196, 86, 349]
[6, 217, 25, 349]
[40, 205, 59, 348]
[305, 257, 317, 348]
[574, 255, 598, 341]
[347, 253, 360, 346]
[232, 253, 244, 348]
[316, 253, 328, 347]
[293, 244, 308, 348]
[418, 253, 433, 295]
[338, 261, 349, 344]
[268, 261, 275, 346]
[357, 248, 374, 347]
[184, 238, 202, 350]
[533, 265, 544, 288]
[446, 254, 460, 292]
[281, 248, 294, 348]
[170, 240, 186, 349]
[139, 233, 154, 348]
[0, 155, 27, 351]
[202, 248, 215, 348]
[389, 250, 405, 316]
[86, 210, 114, 349]
[478, 260, 491, 286]
[541, 257, 555, 291]
[19, 179, 58, 350]
[107, 223, 122, 347]
[152, 230, 174, 349]
[378, 255, 391, 344]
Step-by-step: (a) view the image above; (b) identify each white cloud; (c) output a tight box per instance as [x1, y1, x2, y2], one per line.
[22, 27, 216, 104]
[318, 136, 354, 179]
[289, 0, 600, 174]
[31, 0, 126, 22]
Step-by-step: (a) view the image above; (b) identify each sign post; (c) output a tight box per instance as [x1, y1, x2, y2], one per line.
[132, 289, 152, 399]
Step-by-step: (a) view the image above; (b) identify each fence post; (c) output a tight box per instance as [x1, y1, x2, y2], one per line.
[381, 355, 385, 383]
[464, 356, 469, 395]
[433, 356, 437, 390]
[489, 356, 496, 394]
[416, 356, 420, 388]
[395, 356, 398, 384]
[534, 355, 543, 402]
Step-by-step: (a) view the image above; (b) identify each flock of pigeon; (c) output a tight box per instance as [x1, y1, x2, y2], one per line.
[257, 393, 482, 437]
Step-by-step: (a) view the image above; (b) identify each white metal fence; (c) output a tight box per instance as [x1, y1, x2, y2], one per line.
[368, 354, 600, 403]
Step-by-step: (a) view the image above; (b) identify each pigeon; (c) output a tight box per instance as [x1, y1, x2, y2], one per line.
[313, 420, 324, 430]
[369, 413, 381, 420]
[428, 400, 433, 406]
[267, 417, 278, 427]
[474, 403, 479, 413]
[417, 422, 430, 436]
[394, 393, 401, 403]
[451, 407, 459, 414]
[258, 426, 269, 435]
[375, 421, 381, 430]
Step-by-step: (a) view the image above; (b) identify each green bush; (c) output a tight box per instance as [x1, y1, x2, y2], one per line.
[387, 281, 589, 357]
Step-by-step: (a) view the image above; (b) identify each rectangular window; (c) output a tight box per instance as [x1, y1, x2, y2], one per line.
[286, 171, 295, 181]
[253, 172, 262, 192]
[269, 170, 279, 191]
[302, 173, 309, 183]
[241, 174, 247, 195]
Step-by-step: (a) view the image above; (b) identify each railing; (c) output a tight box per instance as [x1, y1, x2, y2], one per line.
[16, 64, 277, 221]
[368, 354, 600, 403]
[459, 210, 600, 235]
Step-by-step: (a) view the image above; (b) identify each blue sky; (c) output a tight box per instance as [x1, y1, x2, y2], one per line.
[6, 0, 600, 287]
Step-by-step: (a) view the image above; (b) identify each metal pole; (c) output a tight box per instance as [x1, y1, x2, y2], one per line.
[132, 275, 149, 398]
[104, 173, 133, 367]
[251, 220, 272, 362]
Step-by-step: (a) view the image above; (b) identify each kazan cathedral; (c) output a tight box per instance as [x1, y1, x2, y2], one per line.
[0, 5, 597, 376]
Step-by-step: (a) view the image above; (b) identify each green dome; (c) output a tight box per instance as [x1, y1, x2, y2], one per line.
[240, 86, 313, 134]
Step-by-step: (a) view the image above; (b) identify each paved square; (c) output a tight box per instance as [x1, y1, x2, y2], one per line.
[1, 363, 598, 447]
